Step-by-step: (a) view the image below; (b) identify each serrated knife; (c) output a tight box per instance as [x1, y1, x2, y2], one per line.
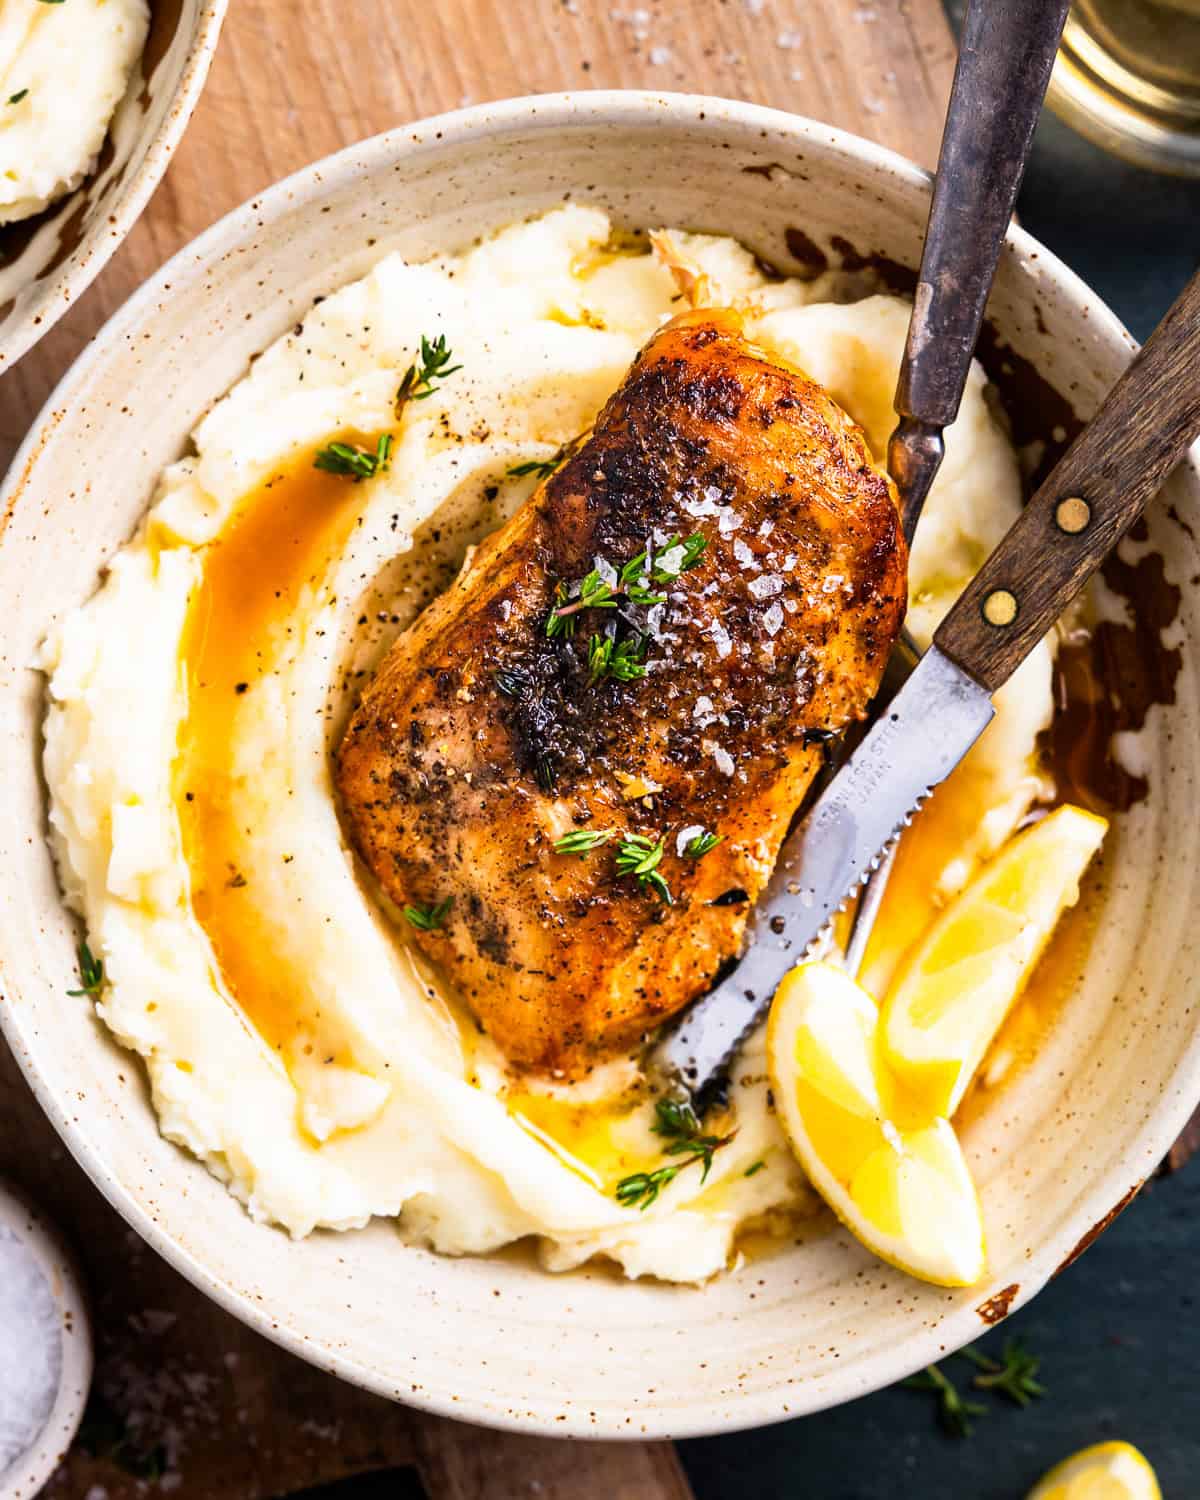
[656, 264, 1200, 1100]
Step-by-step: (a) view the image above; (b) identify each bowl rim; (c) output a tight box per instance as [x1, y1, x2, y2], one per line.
[3, 88, 1197, 1440]
[0, 0, 230, 375]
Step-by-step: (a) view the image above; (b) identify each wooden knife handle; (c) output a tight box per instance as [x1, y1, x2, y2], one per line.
[934, 268, 1200, 692]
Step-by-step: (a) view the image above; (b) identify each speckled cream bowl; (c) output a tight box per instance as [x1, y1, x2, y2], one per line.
[2, 93, 1199, 1438]
[0, 0, 227, 375]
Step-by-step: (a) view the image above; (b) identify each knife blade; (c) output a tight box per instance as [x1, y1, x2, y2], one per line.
[653, 263, 1200, 1102]
[654, 647, 994, 1094]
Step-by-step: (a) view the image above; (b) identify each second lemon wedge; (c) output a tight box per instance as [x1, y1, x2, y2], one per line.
[1026, 1441, 1162, 1500]
[767, 962, 985, 1287]
[880, 804, 1108, 1120]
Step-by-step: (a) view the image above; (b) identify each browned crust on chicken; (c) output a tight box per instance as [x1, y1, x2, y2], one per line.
[336, 308, 906, 1074]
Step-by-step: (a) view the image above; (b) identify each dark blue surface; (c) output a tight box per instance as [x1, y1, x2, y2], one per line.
[678, 1156, 1200, 1498]
[1017, 112, 1200, 342]
[677, 96, 1200, 1500]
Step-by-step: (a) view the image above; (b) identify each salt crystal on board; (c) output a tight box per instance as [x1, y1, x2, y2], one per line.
[0, 1223, 62, 1478]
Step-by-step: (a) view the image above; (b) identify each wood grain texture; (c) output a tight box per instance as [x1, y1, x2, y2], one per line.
[0, 0, 958, 472]
[0, 2, 956, 1497]
[936, 267, 1200, 691]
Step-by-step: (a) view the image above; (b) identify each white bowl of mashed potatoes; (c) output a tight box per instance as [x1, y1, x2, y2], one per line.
[3, 93, 1200, 1436]
[0, 0, 227, 374]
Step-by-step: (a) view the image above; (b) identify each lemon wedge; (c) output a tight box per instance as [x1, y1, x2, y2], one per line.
[766, 962, 985, 1286]
[1027, 1441, 1162, 1500]
[880, 804, 1108, 1120]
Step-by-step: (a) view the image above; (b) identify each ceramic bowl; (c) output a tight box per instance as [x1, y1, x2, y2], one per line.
[0, 0, 227, 375]
[2, 92, 1198, 1439]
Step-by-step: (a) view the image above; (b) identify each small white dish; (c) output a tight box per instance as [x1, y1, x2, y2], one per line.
[0, 1180, 92, 1500]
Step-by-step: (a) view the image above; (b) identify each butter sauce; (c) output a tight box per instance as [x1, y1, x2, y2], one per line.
[177, 446, 367, 1060]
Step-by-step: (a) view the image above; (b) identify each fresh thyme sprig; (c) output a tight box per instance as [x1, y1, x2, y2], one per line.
[507, 434, 585, 483]
[403, 897, 453, 932]
[508, 457, 560, 480]
[615, 1097, 735, 1210]
[544, 569, 618, 639]
[587, 630, 647, 684]
[903, 1364, 988, 1438]
[545, 533, 708, 638]
[67, 940, 104, 997]
[960, 1339, 1046, 1407]
[553, 828, 614, 857]
[395, 334, 462, 406]
[683, 829, 722, 859]
[903, 1340, 1045, 1437]
[313, 432, 391, 481]
[615, 833, 672, 904]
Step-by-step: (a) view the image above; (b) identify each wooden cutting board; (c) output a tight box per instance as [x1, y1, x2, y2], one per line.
[0, 3, 957, 1497]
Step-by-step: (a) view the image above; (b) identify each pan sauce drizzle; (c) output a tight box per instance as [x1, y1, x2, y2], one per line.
[176, 449, 366, 1059]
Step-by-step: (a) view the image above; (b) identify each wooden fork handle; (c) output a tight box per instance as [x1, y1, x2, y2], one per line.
[935, 267, 1200, 692]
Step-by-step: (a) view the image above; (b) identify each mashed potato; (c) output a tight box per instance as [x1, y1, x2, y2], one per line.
[41, 208, 1052, 1283]
[0, 0, 148, 225]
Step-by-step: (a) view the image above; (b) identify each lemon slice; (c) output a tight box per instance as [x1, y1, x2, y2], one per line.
[881, 804, 1108, 1119]
[1027, 1441, 1162, 1500]
[767, 962, 985, 1286]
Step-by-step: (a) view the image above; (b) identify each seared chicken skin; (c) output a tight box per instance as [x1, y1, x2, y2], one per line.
[337, 309, 906, 1074]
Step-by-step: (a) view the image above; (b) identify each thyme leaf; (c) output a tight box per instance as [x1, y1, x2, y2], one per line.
[507, 434, 584, 483]
[313, 432, 391, 481]
[545, 533, 707, 639]
[960, 1339, 1046, 1407]
[902, 1364, 987, 1438]
[587, 630, 647, 684]
[545, 569, 617, 639]
[553, 828, 614, 856]
[683, 829, 722, 859]
[615, 1097, 735, 1209]
[614, 832, 672, 903]
[395, 333, 462, 407]
[403, 897, 453, 932]
[7, 89, 28, 105]
[508, 457, 560, 480]
[67, 940, 104, 997]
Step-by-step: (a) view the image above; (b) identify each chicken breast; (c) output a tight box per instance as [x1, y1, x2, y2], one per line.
[336, 308, 906, 1075]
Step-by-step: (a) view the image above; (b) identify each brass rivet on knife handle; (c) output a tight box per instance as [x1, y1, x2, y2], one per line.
[935, 267, 1200, 695]
[981, 589, 1018, 628]
[1055, 496, 1092, 534]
